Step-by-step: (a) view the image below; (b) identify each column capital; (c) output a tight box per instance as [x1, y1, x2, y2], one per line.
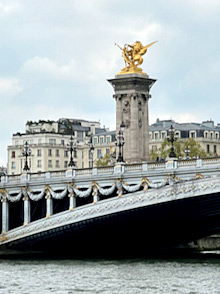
[113, 94, 122, 100]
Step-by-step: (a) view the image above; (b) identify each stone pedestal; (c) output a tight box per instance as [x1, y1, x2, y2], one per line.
[108, 73, 156, 163]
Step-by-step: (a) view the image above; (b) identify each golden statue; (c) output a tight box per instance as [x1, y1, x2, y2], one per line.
[115, 41, 157, 75]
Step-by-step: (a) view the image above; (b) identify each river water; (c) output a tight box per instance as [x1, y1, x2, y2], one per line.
[0, 253, 220, 294]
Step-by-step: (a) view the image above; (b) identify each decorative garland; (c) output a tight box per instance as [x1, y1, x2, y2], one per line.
[97, 184, 116, 196]
[122, 183, 141, 193]
[6, 191, 23, 202]
[50, 187, 68, 200]
[27, 190, 45, 201]
[73, 186, 92, 198]
[1, 175, 200, 203]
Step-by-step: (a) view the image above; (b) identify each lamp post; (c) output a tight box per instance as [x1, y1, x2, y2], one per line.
[167, 125, 177, 158]
[185, 145, 190, 159]
[67, 134, 76, 167]
[115, 121, 125, 162]
[22, 141, 32, 171]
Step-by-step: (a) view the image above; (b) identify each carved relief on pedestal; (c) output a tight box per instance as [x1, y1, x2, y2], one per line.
[122, 98, 131, 128]
[138, 97, 143, 129]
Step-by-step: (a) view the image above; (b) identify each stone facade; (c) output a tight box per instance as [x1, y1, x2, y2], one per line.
[150, 119, 220, 156]
[7, 118, 109, 175]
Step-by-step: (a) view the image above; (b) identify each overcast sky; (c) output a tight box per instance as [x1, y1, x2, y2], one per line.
[0, 0, 220, 166]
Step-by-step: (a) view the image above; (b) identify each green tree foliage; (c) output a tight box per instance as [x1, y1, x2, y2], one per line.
[182, 138, 207, 158]
[150, 138, 207, 161]
[95, 154, 110, 167]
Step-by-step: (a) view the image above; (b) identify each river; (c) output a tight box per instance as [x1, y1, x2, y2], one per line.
[0, 252, 220, 293]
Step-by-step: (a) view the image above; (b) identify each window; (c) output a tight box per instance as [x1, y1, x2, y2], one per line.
[204, 132, 208, 138]
[154, 133, 159, 140]
[210, 133, 213, 139]
[161, 132, 166, 139]
[64, 161, 68, 168]
[97, 149, 102, 158]
[100, 137, 104, 144]
[214, 145, 217, 154]
[190, 132, 195, 138]
[61, 139, 65, 145]
[49, 139, 56, 145]
[38, 139, 42, 145]
[37, 160, 41, 168]
[74, 150, 77, 158]
[48, 160, 52, 168]
[37, 149, 41, 156]
[11, 151, 16, 158]
[106, 136, 111, 144]
[64, 150, 68, 157]
[106, 148, 110, 155]
[11, 162, 16, 169]
[93, 137, 98, 145]
[48, 149, 52, 156]
[56, 149, 59, 157]
[152, 145, 157, 151]
[216, 133, 219, 139]
[207, 145, 210, 154]
[55, 160, 60, 168]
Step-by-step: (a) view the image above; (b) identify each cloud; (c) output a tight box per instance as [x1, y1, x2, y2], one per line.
[0, 0, 20, 15]
[0, 78, 23, 95]
[20, 57, 79, 82]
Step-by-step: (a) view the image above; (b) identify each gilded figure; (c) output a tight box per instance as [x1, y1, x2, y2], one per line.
[115, 40, 157, 75]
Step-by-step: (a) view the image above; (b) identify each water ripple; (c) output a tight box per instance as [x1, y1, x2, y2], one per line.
[0, 256, 220, 293]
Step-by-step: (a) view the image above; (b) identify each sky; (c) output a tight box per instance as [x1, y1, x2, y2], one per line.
[0, 0, 220, 166]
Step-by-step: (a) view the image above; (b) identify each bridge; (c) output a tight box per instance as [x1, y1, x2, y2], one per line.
[1, 157, 220, 256]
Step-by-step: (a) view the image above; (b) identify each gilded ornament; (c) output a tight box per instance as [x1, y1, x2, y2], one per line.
[0, 231, 8, 242]
[115, 40, 157, 75]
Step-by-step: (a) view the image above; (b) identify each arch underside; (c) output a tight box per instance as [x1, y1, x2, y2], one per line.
[4, 192, 220, 257]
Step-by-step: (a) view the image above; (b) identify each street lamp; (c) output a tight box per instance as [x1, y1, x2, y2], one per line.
[185, 145, 190, 159]
[115, 121, 125, 162]
[167, 125, 178, 158]
[67, 134, 76, 167]
[22, 141, 32, 171]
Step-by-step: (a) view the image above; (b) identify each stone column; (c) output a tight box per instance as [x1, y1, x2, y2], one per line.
[114, 94, 123, 133]
[45, 190, 53, 218]
[1, 197, 9, 233]
[108, 74, 156, 163]
[69, 192, 76, 210]
[130, 94, 139, 161]
[92, 184, 99, 204]
[142, 95, 150, 160]
[23, 196, 30, 226]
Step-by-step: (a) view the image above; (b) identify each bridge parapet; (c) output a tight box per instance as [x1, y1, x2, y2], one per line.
[1, 157, 220, 186]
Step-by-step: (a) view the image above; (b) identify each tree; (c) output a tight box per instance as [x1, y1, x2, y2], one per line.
[182, 138, 207, 158]
[95, 154, 111, 167]
[159, 138, 183, 159]
[149, 138, 207, 161]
